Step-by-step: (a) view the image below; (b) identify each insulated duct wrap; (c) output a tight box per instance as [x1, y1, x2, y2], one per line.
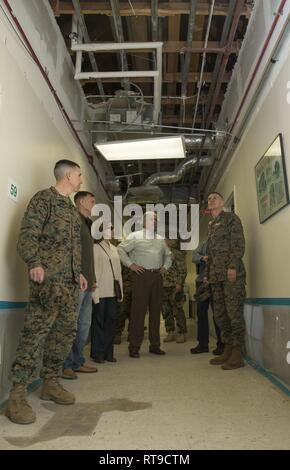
[144, 155, 213, 186]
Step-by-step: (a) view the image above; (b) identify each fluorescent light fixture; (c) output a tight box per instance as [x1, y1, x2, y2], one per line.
[94, 136, 186, 161]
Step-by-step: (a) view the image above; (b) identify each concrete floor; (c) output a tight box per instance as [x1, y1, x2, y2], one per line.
[0, 319, 290, 450]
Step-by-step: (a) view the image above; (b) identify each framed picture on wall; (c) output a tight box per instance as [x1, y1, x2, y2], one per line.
[255, 133, 289, 223]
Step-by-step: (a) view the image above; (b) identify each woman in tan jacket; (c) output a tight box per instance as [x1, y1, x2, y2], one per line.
[90, 221, 123, 363]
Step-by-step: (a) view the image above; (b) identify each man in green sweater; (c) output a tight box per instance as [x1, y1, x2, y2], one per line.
[63, 191, 97, 379]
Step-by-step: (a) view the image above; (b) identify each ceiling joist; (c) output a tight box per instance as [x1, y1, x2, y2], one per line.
[52, 1, 252, 18]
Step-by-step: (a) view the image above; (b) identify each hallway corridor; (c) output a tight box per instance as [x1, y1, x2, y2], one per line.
[1, 322, 290, 451]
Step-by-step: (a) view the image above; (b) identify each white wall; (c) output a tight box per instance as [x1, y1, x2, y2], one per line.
[0, 1, 109, 301]
[0, 1, 110, 401]
[211, 28, 290, 299]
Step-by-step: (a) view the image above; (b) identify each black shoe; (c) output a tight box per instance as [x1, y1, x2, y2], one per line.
[149, 347, 166, 355]
[129, 352, 140, 358]
[105, 357, 117, 363]
[212, 345, 224, 355]
[190, 345, 209, 354]
[91, 358, 105, 363]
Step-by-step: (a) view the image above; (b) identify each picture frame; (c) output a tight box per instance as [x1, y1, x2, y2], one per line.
[255, 133, 289, 223]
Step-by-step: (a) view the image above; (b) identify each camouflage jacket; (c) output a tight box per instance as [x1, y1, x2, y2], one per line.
[205, 211, 245, 283]
[17, 187, 81, 283]
[163, 247, 187, 287]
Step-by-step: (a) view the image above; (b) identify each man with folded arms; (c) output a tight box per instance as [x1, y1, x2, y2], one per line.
[118, 212, 172, 358]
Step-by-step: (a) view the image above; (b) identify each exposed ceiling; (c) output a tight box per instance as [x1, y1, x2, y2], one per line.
[49, 0, 253, 203]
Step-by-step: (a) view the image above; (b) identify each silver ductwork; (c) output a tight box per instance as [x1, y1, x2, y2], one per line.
[128, 185, 164, 201]
[144, 155, 213, 186]
[183, 134, 223, 149]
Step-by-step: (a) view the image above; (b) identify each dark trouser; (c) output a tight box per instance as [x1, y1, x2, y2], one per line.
[114, 285, 132, 336]
[197, 298, 222, 348]
[129, 270, 163, 353]
[91, 297, 117, 361]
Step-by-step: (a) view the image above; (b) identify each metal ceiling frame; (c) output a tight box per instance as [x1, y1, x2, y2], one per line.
[71, 0, 105, 97]
[72, 42, 163, 124]
[109, 0, 129, 89]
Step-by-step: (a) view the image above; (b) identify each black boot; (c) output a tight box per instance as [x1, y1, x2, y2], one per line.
[190, 344, 209, 354]
[212, 343, 224, 355]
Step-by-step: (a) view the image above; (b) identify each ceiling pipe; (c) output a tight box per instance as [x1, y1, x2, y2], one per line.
[192, 0, 215, 129]
[179, 0, 197, 126]
[204, 0, 237, 121]
[2, 0, 110, 200]
[151, 1, 160, 173]
[206, 0, 245, 128]
[203, 0, 288, 195]
[184, 135, 219, 149]
[144, 155, 212, 186]
[195, 0, 236, 192]
[110, 0, 129, 88]
[181, 46, 230, 54]
[151, 0, 159, 42]
[71, 0, 105, 97]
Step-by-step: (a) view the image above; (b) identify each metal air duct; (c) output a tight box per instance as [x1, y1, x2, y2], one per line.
[144, 155, 213, 186]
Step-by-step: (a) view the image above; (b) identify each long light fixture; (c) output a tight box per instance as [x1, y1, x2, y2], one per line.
[94, 136, 186, 161]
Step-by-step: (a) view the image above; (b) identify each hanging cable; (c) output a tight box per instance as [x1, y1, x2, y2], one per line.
[192, 0, 215, 129]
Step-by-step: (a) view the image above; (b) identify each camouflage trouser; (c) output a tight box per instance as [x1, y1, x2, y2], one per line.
[162, 286, 187, 334]
[114, 284, 132, 336]
[210, 279, 246, 347]
[10, 279, 79, 385]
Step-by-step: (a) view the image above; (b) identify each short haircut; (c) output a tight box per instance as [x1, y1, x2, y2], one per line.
[54, 159, 80, 181]
[207, 191, 223, 199]
[74, 191, 95, 204]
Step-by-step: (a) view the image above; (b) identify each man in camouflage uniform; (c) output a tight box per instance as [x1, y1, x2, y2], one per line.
[6, 160, 87, 425]
[204, 192, 246, 370]
[114, 265, 132, 344]
[162, 239, 187, 343]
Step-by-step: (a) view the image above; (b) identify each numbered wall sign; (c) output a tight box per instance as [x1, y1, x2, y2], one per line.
[8, 179, 19, 202]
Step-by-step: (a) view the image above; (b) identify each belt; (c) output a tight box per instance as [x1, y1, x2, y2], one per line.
[145, 268, 161, 273]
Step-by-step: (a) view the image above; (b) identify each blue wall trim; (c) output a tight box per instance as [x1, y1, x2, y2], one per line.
[245, 356, 290, 397]
[245, 298, 290, 306]
[0, 301, 27, 309]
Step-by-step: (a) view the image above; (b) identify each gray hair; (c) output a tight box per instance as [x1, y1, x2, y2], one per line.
[54, 159, 80, 181]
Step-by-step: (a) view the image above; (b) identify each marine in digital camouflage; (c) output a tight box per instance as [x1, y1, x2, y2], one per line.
[17, 187, 81, 282]
[10, 187, 81, 384]
[11, 281, 79, 384]
[162, 246, 187, 334]
[205, 211, 246, 347]
[205, 211, 245, 283]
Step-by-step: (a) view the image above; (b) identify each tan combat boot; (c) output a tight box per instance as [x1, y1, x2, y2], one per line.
[210, 344, 232, 365]
[176, 333, 186, 343]
[5, 384, 36, 425]
[163, 332, 176, 343]
[40, 377, 75, 404]
[221, 345, 245, 370]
